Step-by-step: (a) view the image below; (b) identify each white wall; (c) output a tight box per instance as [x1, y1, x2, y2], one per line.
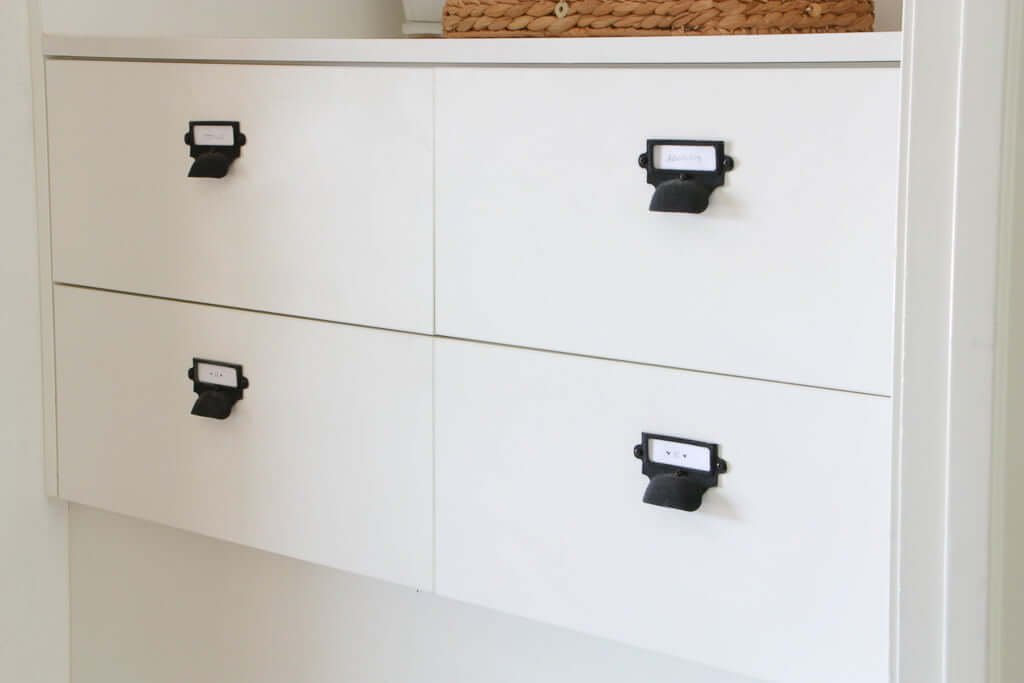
[41, 0, 403, 37]
[0, 2, 69, 683]
[71, 507, 756, 683]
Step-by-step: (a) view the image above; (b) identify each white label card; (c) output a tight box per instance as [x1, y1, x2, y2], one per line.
[648, 438, 713, 472]
[193, 125, 235, 147]
[652, 145, 718, 173]
[196, 362, 239, 388]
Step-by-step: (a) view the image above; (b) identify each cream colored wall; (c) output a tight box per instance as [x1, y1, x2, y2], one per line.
[0, 2, 69, 683]
[41, 0, 403, 37]
[877, 0, 902, 32]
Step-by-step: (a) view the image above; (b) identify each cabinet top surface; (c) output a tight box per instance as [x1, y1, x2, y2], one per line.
[43, 32, 901, 66]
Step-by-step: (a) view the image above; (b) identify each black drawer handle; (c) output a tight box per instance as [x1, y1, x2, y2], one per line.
[184, 121, 246, 178]
[634, 432, 728, 512]
[191, 389, 240, 420]
[187, 358, 249, 420]
[188, 151, 233, 179]
[639, 139, 734, 214]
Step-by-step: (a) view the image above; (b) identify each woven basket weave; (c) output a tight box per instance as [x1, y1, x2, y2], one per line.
[443, 0, 874, 37]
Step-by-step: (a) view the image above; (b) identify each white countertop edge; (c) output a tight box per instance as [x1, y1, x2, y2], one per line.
[43, 32, 902, 66]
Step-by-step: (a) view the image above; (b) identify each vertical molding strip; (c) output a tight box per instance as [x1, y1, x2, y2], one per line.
[895, 0, 962, 681]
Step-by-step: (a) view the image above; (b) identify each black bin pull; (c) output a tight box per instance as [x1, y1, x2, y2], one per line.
[184, 121, 246, 178]
[634, 433, 728, 512]
[638, 139, 734, 214]
[187, 358, 249, 420]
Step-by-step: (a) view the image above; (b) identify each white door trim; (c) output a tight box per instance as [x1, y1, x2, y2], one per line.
[898, 0, 1015, 681]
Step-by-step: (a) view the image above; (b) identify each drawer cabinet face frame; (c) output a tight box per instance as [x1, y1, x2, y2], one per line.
[46, 60, 435, 335]
[54, 286, 434, 590]
[435, 66, 900, 396]
[434, 339, 893, 683]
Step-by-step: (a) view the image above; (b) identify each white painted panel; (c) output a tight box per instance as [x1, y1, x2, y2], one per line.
[435, 339, 892, 683]
[436, 67, 899, 394]
[47, 60, 434, 334]
[55, 286, 433, 590]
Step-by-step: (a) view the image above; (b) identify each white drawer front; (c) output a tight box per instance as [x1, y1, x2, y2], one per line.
[55, 286, 433, 590]
[47, 60, 434, 334]
[435, 339, 892, 683]
[436, 67, 899, 395]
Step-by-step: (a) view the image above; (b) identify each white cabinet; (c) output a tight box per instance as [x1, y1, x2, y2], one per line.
[47, 60, 435, 334]
[436, 67, 899, 395]
[39, 34, 925, 683]
[434, 338, 892, 683]
[54, 285, 434, 590]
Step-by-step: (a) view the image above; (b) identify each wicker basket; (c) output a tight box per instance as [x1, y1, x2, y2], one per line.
[443, 0, 874, 38]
